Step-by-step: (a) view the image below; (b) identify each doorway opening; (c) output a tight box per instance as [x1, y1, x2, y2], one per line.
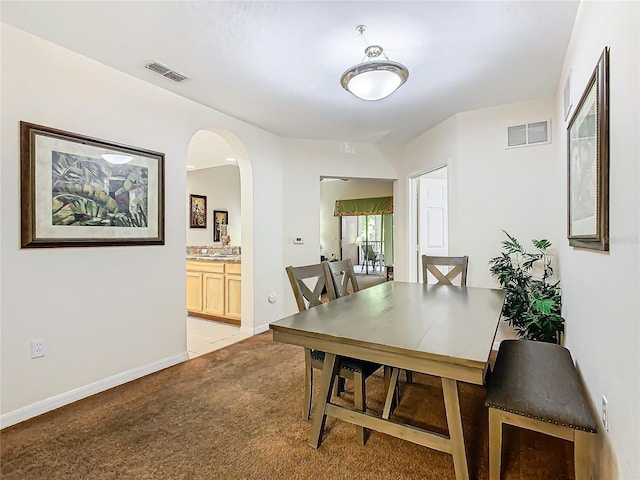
[340, 214, 392, 275]
[319, 177, 394, 280]
[414, 166, 448, 283]
[185, 129, 253, 358]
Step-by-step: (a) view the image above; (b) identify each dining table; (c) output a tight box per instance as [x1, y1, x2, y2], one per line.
[270, 281, 506, 480]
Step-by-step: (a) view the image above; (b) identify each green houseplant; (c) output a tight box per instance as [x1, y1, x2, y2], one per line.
[488, 231, 565, 343]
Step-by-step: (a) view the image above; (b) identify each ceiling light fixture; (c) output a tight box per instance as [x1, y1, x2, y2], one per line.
[101, 153, 133, 164]
[340, 25, 409, 101]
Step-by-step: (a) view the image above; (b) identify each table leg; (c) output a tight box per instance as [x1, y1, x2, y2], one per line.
[442, 378, 469, 480]
[309, 352, 339, 449]
[353, 370, 367, 446]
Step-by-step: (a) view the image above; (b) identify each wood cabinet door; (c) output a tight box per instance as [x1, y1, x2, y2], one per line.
[202, 273, 225, 317]
[225, 274, 242, 320]
[186, 272, 203, 312]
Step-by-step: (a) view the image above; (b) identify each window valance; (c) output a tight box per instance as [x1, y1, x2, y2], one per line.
[334, 196, 393, 216]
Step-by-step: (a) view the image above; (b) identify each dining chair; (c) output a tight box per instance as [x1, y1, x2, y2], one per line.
[285, 262, 381, 445]
[364, 245, 381, 274]
[382, 255, 470, 420]
[327, 259, 360, 297]
[422, 255, 469, 286]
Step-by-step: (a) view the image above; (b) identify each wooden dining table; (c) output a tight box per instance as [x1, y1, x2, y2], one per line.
[270, 281, 506, 480]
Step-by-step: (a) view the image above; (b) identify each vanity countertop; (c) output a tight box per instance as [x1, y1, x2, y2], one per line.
[187, 255, 241, 263]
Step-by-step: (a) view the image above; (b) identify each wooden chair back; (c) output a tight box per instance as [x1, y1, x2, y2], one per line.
[327, 259, 360, 298]
[422, 255, 469, 286]
[286, 262, 336, 312]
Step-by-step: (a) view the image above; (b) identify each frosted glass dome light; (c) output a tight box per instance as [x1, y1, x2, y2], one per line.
[340, 36, 409, 101]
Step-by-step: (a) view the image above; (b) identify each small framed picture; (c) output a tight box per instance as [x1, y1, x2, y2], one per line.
[213, 210, 228, 242]
[189, 194, 207, 228]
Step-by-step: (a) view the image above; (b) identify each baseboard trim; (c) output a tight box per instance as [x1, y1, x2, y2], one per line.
[240, 323, 270, 336]
[0, 352, 189, 429]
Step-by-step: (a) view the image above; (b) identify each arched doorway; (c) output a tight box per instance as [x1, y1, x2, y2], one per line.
[185, 129, 254, 357]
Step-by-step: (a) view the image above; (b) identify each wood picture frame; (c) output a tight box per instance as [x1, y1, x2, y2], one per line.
[20, 121, 165, 248]
[567, 47, 609, 251]
[189, 194, 207, 228]
[213, 210, 228, 242]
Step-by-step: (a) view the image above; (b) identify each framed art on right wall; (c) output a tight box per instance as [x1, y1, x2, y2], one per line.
[567, 47, 609, 251]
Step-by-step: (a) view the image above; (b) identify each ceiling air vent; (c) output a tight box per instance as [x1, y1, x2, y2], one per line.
[144, 61, 190, 83]
[506, 120, 551, 148]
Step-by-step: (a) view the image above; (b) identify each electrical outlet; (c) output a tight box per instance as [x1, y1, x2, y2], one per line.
[31, 339, 45, 358]
[601, 395, 609, 432]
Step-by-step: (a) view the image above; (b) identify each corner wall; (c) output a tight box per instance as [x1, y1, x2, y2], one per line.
[555, 2, 640, 478]
[452, 97, 563, 287]
[397, 97, 562, 286]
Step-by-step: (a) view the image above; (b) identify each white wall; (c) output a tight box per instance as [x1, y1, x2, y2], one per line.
[186, 165, 241, 246]
[452, 97, 563, 287]
[396, 97, 561, 286]
[0, 25, 283, 424]
[555, 2, 640, 478]
[395, 116, 459, 282]
[319, 178, 394, 259]
[280, 139, 399, 314]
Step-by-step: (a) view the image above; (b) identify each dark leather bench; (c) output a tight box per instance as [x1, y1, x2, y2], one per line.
[485, 340, 598, 480]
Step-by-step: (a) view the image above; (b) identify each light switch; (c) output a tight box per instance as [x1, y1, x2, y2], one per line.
[293, 237, 304, 245]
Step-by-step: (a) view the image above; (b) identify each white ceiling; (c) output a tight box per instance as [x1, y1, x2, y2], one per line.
[2, 1, 578, 145]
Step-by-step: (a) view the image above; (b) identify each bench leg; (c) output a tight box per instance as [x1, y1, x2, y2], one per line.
[488, 408, 502, 480]
[574, 430, 592, 480]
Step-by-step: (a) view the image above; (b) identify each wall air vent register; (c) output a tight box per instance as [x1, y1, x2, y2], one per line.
[144, 61, 190, 83]
[506, 120, 551, 148]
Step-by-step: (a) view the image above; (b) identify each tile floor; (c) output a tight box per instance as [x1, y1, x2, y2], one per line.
[187, 316, 251, 359]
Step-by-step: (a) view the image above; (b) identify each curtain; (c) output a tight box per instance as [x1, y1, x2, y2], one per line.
[334, 196, 393, 216]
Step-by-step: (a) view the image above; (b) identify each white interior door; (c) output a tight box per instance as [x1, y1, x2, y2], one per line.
[340, 216, 359, 266]
[418, 168, 448, 282]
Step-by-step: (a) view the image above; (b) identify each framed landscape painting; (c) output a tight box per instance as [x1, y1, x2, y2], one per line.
[20, 122, 165, 248]
[190, 194, 207, 228]
[566, 47, 609, 251]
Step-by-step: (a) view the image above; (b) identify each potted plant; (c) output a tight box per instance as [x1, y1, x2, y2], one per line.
[488, 231, 565, 343]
